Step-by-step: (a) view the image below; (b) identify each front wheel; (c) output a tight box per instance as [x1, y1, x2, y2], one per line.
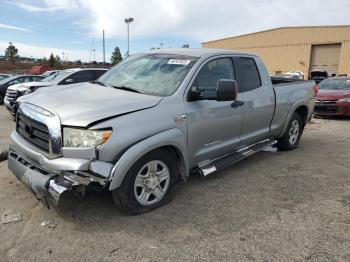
[112, 149, 178, 215]
[276, 112, 303, 151]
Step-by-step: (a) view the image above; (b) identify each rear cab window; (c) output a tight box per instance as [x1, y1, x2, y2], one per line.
[239, 57, 261, 92]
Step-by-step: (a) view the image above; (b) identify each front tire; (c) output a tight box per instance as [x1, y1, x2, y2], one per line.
[112, 149, 178, 215]
[276, 112, 303, 151]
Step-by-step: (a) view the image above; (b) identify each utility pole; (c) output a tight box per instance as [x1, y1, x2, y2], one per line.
[124, 17, 134, 57]
[102, 29, 105, 64]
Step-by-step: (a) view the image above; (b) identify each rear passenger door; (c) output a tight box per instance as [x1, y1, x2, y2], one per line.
[236, 56, 275, 146]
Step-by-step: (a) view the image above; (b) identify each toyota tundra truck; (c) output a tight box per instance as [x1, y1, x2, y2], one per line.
[8, 49, 317, 215]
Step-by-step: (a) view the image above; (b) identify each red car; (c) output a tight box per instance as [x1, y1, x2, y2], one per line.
[315, 77, 350, 116]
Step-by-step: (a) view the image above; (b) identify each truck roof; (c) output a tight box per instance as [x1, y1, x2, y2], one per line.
[141, 48, 256, 58]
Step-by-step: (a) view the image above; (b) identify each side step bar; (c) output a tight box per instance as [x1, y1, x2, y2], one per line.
[198, 139, 277, 176]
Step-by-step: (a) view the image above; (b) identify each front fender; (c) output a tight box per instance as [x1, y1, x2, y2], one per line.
[108, 128, 188, 191]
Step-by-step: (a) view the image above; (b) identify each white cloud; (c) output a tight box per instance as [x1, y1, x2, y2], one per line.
[11, 0, 77, 12]
[0, 23, 31, 32]
[73, 0, 350, 41]
[11, 0, 350, 41]
[0, 41, 104, 62]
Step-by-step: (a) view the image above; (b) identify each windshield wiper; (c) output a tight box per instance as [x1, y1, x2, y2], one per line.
[91, 80, 108, 87]
[111, 85, 145, 94]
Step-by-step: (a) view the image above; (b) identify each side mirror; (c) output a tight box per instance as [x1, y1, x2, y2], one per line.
[65, 78, 74, 84]
[216, 79, 238, 101]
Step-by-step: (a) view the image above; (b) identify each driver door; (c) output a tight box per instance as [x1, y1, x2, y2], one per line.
[185, 57, 244, 165]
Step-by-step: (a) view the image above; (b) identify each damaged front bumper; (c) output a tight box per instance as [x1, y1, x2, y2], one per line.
[8, 132, 114, 208]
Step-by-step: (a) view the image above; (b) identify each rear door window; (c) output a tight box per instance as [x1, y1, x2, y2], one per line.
[239, 57, 261, 92]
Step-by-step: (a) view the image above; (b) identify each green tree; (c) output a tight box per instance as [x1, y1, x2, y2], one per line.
[110, 46, 122, 65]
[48, 53, 62, 69]
[48, 53, 55, 67]
[5, 42, 18, 63]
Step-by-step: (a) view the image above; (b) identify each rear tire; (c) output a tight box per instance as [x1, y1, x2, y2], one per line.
[0, 94, 4, 105]
[112, 149, 178, 215]
[276, 112, 303, 151]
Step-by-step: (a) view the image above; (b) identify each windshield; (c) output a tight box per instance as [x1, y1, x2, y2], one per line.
[98, 53, 198, 96]
[0, 75, 10, 81]
[318, 79, 350, 90]
[41, 72, 59, 82]
[0, 76, 16, 85]
[46, 70, 74, 83]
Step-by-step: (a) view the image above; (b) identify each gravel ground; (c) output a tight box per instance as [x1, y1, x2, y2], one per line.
[0, 106, 349, 262]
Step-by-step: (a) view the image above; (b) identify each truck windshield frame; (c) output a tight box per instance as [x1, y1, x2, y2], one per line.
[98, 53, 199, 96]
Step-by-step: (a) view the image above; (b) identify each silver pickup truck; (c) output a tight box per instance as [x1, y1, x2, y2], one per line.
[8, 49, 317, 215]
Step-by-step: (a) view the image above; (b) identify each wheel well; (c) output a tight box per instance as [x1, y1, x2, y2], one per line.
[159, 145, 186, 182]
[295, 106, 308, 127]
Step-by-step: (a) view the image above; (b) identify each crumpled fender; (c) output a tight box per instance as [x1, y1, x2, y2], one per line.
[108, 128, 188, 191]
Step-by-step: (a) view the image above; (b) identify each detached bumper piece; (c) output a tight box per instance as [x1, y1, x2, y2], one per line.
[7, 150, 108, 209]
[8, 151, 69, 208]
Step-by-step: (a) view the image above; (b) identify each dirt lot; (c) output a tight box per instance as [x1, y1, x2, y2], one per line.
[0, 106, 349, 262]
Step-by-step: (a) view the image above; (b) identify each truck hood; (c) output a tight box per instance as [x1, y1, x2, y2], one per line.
[20, 82, 162, 127]
[8, 81, 53, 91]
[317, 90, 350, 101]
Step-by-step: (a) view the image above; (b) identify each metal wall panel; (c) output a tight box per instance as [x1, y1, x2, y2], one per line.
[202, 26, 350, 78]
[339, 42, 350, 76]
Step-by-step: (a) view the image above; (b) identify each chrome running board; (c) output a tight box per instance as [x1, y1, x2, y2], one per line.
[198, 139, 277, 176]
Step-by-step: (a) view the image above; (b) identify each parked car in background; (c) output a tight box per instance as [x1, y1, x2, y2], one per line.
[0, 74, 12, 81]
[41, 70, 60, 78]
[285, 70, 305, 80]
[0, 75, 44, 104]
[4, 68, 107, 114]
[8, 49, 316, 215]
[314, 77, 350, 116]
[309, 70, 328, 84]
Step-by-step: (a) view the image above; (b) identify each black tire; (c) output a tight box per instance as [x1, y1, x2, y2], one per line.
[276, 112, 303, 151]
[112, 149, 179, 215]
[0, 94, 4, 105]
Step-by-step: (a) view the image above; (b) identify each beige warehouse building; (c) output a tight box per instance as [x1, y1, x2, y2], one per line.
[202, 25, 350, 78]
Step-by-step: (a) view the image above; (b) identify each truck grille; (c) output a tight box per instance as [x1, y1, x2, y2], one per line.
[314, 100, 337, 114]
[16, 112, 50, 153]
[5, 89, 19, 104]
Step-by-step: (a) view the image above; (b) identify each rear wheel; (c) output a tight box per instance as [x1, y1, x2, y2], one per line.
[112, 149, 178, 215]
[276, 112, 303, 151]
[0, 94, 4, 105]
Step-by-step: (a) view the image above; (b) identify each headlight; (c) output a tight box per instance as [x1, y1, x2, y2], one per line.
[338, 97, 350, 102]
[17, 86, 31, 95]
[63, 128, 112, 148]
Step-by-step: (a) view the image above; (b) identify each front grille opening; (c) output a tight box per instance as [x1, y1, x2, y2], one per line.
[16, 112, 50, 153]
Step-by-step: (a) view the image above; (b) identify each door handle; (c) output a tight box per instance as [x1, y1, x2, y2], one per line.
[231, 100, 245, 108]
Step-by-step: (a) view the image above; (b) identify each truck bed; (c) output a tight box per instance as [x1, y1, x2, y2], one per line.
[270, 79, 316, 138]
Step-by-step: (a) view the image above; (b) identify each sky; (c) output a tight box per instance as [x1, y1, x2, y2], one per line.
[0, 0, 349, 62]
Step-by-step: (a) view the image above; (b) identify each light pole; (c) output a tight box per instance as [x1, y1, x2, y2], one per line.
[124, 17, 134, 57]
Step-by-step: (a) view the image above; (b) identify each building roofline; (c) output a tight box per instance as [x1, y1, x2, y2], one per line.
[201, 25, 350, 44]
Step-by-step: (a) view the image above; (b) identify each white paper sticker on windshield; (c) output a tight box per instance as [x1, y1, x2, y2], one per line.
[167, 59, 191, 65]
